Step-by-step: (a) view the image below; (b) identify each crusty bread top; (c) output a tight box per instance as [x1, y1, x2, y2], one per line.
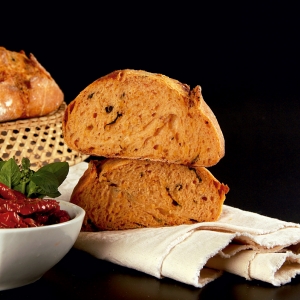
[63, 69, 225, 167]
[0, 46, 64, 122]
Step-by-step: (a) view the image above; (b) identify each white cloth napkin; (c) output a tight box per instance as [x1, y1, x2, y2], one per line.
[61, 162, 300, 288]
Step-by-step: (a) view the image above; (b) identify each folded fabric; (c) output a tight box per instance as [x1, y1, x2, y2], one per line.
[60, 162, 300, 288]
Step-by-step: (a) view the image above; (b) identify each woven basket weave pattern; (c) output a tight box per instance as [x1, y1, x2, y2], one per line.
[0, 102, 89, 170]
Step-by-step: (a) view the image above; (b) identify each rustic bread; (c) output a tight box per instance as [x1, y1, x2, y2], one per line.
[70, 159, 229, 231]
[63, 69, 224, 167]
[0, 46, 64, 122]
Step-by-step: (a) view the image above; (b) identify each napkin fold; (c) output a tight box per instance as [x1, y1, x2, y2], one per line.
[61, 162, 300, 288]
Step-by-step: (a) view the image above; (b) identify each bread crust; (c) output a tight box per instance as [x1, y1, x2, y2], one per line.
[63, 69, 224, 167]
[70, 159, 229, 231]
[0, 47, 64, 122]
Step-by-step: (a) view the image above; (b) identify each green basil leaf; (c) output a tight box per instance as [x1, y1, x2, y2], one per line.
[37, 162, 69, 186]
[13, 181, 27, 195]
[30, 170, 60, 196]
[0, 173, 10, 187]
[0, 160, 6, 171]
[40, 190, 61, 198]
[0, 158, 21, 188]
[25, 180, 40, 198]
[21, 157, 31, 170]
[0, 158, 69, 198]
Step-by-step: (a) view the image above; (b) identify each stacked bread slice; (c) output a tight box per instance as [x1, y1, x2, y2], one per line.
[62, 69, 229, 231]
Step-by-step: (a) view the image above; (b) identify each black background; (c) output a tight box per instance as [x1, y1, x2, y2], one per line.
[1, 2, 300, 299]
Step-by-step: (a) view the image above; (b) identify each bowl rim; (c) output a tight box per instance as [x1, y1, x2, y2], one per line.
[0, 200, 85, 232]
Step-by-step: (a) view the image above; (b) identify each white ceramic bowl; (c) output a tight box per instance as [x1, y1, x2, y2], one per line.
[0, 200, 85, 291]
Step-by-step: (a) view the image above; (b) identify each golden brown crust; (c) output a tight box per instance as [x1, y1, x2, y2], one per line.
[63, 69, 224, 167]
[0, 47, 64, 122]
[70, 159, 229, 231]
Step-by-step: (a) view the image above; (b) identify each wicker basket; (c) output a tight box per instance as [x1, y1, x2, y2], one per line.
[0, 102, 89, 170]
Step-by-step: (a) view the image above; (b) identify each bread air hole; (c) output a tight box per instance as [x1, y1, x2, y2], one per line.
[175, 184, 182, 191]
[189, 219, 198, 223]
[105, 106, 114, 113]
[87, 93, 94, 99]
[172, 200, 180, 206]
[156, 208, 169, 216]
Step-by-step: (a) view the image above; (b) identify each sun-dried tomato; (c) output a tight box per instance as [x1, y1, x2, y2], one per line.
[0, 183, 70, 228]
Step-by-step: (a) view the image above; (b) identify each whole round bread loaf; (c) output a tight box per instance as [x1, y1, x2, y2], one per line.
[63, 69, 224, 167]
[70, 159, 229, 231]
[0, 47, 64, 122]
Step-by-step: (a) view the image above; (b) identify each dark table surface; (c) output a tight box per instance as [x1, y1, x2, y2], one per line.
[0, 90, 299, 300]
[2, 247, 300, 300]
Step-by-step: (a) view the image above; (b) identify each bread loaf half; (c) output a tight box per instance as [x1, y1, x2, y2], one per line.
[0, 47, 64, 122]
[70, 159, 229, 231]
[63, 69, 224, 167]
